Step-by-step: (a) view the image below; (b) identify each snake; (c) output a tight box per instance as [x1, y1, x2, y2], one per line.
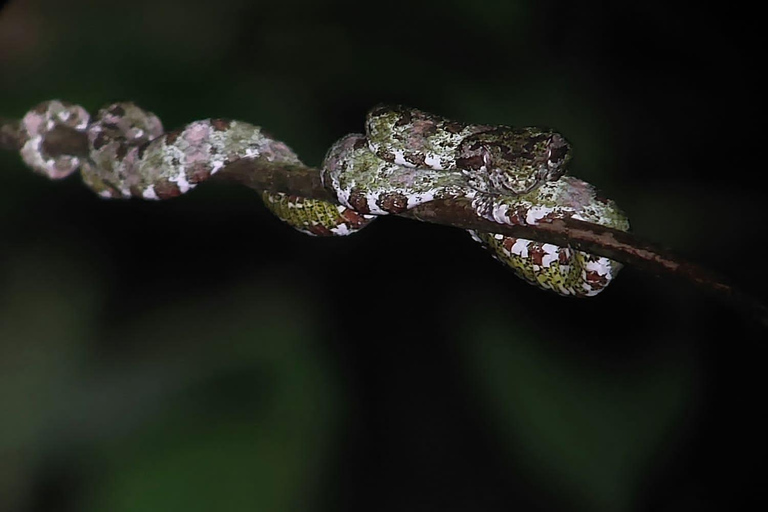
[17, 100, 629, 297]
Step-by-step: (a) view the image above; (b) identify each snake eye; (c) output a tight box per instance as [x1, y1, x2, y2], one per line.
[545, 133, 571, 178]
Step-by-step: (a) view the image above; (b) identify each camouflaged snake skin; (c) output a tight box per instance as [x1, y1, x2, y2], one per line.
[19, 100, 374, 236]
[323, 105, 629, 297]
[17, 101, 629, 297]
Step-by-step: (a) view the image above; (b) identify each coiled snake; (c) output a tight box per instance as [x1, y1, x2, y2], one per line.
[18, 100, 629, 297]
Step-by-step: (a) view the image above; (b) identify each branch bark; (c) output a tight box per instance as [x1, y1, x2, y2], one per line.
[2, 116, 766, 326]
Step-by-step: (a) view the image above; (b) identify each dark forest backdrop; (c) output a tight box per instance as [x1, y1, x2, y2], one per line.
[1, 1, 765, 511]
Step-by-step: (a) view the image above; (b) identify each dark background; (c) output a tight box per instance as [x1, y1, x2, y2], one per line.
[1, 1, 765, 511]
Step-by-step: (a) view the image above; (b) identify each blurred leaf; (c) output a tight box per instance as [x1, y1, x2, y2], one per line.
[0, 240, 104, 509]
[81, 278, 341, 512]
[463, 313, 696, 511]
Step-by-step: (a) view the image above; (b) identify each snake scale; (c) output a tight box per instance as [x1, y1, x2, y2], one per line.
[17, 100, 629, 296]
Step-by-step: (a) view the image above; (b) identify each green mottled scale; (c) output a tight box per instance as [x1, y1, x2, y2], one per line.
[471, 234, 623, 296]
[365, 104, 572, 196]
[18, 100, 374, 237]
[325, 105, 631, 297]
[473, 233, 584, 293]
[261, 192, 374, 236]
[473, 176, 629, 296]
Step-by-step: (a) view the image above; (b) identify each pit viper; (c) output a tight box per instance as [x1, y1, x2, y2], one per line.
[18, 100, 629, 296]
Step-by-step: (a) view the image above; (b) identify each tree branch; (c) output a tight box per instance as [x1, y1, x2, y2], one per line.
[2, 114, 766, 326]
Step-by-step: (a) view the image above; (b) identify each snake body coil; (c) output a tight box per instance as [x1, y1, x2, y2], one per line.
[322, 105, 629, 297]
[18, 100, 629, 297]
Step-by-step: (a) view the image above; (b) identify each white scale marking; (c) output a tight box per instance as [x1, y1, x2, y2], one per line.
[391, 149, 409, 167]
[406, 190, 436, 208]
[539, 243, 560, 268]
[423, 153, 444, 169]
[525, 205, 556, 224]
[510, 238, 530, 258]
[585, 258, 612, 276]
[331, 223, 351, 236]
[142, 185, 159, 200]
[243, 147, 261, 159]
[492, 203, 510, 224]
[170, 170, 192, 193]
[210, 160, 225, 174]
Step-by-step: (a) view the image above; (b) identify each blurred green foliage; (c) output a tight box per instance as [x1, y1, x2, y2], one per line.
[464, 310, 694, 510]
[1, 239, 341, 511]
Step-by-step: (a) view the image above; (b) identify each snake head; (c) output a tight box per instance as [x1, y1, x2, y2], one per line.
[456, 127, 571, 196]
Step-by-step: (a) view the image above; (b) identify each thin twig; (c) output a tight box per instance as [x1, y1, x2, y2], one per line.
[2, 116, 766, 326]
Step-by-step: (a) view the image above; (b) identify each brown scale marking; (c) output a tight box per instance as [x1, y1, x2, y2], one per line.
[353, 137, 367, 150]
[115, 143, 128, 160]
[522, 135, 545, 155]
[376, 149, 395, 163]
[210, 118, 231, 131]
[584, 270, 608, 287]
[164, 129, 182, 145]
[529, 244, 546, 266]
[393, 108, 413, 126]
[502, 236, 518, 253]
[153, 180, 182, 199]
[128, 184, 144, 197]
[507, 206, 528, 225]
[368, 104, 390, 118]
[308, 224, 333, 236]
[532, 210, 571, 224]
[136, 140, 151, 159]
[444, 121, 465, 134]
[593, 191, 612, 205]
[108, 105, 126, 116]
[463, 138, 486, 152]
[341, 208, 372, 228]
[409, 119, 437, 139]
[347, 191, 371, 214]
[455, 154, 485, 170]
[187, 164, 212, 184]
[379, 192, 409, 213]
[405, 151, 426, 167]
[91, 131, 109, 150]
[558, 249, 571, 265]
